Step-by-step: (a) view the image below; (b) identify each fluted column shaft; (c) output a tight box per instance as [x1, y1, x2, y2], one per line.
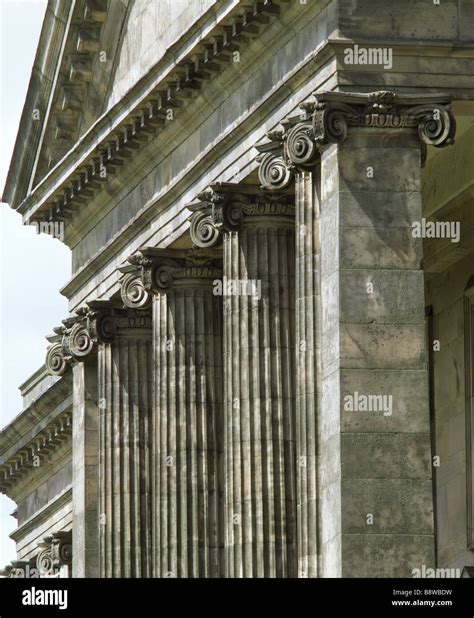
[223, 206, 297, 578]
[98, 312, 153, 578]
[295, 170, 321, 578]
[151, 264, 223, 578]
[72, 358, 99, 578]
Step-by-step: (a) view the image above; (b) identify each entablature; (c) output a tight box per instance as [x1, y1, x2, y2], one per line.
[0, 408, 72, 499]
[15, 0, 294, 230]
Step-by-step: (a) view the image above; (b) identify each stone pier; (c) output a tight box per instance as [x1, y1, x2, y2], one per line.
[258, 90, 456, 577]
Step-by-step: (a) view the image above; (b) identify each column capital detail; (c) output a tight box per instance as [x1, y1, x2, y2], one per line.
[187, 182, 294, 248]
[121, 247, 223, 298]
[45, 303, 152, 374]
[36, 530, 72, 576]
[257, 89, 456, 190]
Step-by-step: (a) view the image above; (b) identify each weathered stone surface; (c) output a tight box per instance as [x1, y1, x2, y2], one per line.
[341, 479, 434, 534]
[151, 261, 222, 578]
[295, 171, 321, 578]
[340, 369, 430, 434]
[313, 99, 441, 576]
[339, 269, 425, 325]
[72, 360, 99, 578]
[341, 534, 435, 578]
[337, 0, 459, 41]
[222, 207, 297, 578]
[2, 0, 473, 583]
[426, 255, 474, 569]
[98, 330, 153, 578]
[339, 227, 423, 271]
[339, 323, 427, 369]
[341, 433, 432, 480]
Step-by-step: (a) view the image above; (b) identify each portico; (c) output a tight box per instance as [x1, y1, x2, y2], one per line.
[2, 0, 473, 581]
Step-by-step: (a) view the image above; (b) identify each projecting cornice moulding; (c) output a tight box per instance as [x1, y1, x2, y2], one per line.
[0, 410, 72, 496]
[15, 0, 293, 228]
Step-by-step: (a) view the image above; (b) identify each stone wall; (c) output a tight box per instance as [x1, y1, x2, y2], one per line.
[426, 254, 474, 569]
[106, 0, 217, 109]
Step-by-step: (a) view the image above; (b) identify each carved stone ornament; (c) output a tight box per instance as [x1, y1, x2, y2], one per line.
[36, 531, 72, 576]
[256, 89, 456, 190]
[120, 271, 152, 309]
[122, 247, 223, 299]
[188, 185, 249, 248]
[45, 302, 151, 375]
[45, 329, 70, 376]
[187, 183, 294, 248]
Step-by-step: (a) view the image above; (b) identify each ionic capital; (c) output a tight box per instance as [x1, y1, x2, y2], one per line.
[45, 327, 72, 376]
[188, 184, 249, 248]
[188, 183, 294, 247]
[36, 531, 72, 576]
[64, 303, 116, 359]
[120, 254, 154, 309]
[122, 247, 222, 297]
[45, 303, 152, 374]
[257, 89, 456, 190]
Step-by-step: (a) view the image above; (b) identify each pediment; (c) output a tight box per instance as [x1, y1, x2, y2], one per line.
[2, 0, 129, 208]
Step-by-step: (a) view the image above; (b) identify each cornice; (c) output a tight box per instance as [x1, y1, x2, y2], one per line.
[29, 0, 117, 187]
[15, 0, 293, 226]
[0, 410, 72, 497]
[0, 372, 72, 460]
[3, 1, 127, 206]
[1, 0, 74, 209]
[327, 36, 474, 54]
[9, 488, 72, 543]
[57, 26, 338, 305]
[19, 365, 54, 400]
[55, 50, 465, 305]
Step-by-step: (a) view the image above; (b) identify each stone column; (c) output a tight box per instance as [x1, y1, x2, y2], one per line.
[94, 306, 153, 578]
[190, 187, 297, 578]
[259, 124, 322, 578]
[46, 318, 99, 578]
[259, 90, 456, 577]
[318, 92, 455, 577]
[294, 170, 322, 578]
[71, 358, 99, 578]
[124, 249, 223, 578]
[48, 302, 154, 578]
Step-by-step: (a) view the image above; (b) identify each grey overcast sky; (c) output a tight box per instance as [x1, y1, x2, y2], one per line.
[0, 0, 70, 565]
